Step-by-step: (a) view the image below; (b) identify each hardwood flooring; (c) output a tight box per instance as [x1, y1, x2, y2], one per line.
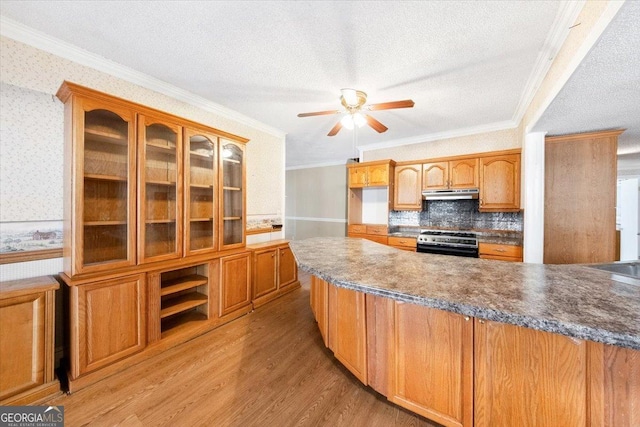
[47, 271, 438, 427]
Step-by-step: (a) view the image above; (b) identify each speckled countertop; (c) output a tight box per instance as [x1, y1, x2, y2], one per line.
[290, 237, 640, 350]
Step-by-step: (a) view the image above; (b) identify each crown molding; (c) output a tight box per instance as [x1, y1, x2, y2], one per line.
[0, 16, 286, 139]
[358, 120, 517, 154]
[286, 159, 350, 171]
[512, 1, 586, 124]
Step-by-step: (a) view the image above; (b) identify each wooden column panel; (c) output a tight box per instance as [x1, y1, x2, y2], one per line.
[388, 301, 473, 427]
[328, 284, 367, 384]
[365, 294, 391, 396]
[474, 319, 588, 427]
[278, 245, 297, 287]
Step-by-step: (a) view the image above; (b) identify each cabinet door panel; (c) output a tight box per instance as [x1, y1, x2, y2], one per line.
[219, 252, 251, 316]
[74, 275, 146, 376]
[449, 159, 478, 188]
[278, 246, 297, 288]
[328, 284, 367, 383]
[138, 115, 183, 262]
[348, 166, 368, 188]
[423, 162, 449, 190]
[388, 302, 473, 427]
[0, 293, 45, 400]
[253, 248, 277, 298]
[394, 164, 422, 210]
[311, 276, 329, 347]
[474, 319, 587, 427]
[479, 154, 520, 211]
[220, 141, 246, 249]
[367, 164, 390, 186]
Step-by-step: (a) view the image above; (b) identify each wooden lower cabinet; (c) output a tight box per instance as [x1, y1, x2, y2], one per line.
[478, 242, 522, 262]
[249, 240, 300, 308]
[388, 301, 473, 427]
[0, 276, 60, 404]
[328, 284, 368, 384]
[474, 319, 589, 427]
[589, 342, 640, 427]
[310, 276, 329, 347]
[219, 252, 252, 317]
[309, 275, 640, 427]
[387, 236, 417, 251]
[71, 274, 147, 378]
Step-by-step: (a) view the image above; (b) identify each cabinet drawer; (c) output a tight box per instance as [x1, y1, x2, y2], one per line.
[366, 225, 388, 236]
[479, 243, 522, 260]
[348, 224, 367, 234]
[388, 236, 417, 249]
[365, 235, 388, 245]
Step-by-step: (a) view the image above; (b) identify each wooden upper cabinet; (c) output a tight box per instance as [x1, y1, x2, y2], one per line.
[348, 166, 368, 188]
[184, 128, 218, 255]
[394, 164, 422, 210]
[423, 162, 449, 190]
[474, 319, 588, 427]
[479, 154, 520, 212]
[423, 159, 478, 190]
[347, 161, 394, 188]
[449, 159, 478, 188]
[219, 141, 246, 250]
[61, 93, 138, 277]
[388, 301, 473, 427]
[138, 114, 183, 263]
[367, 163, 390, 186]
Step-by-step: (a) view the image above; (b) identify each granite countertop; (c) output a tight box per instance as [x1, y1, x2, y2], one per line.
[290, 237, 640, 350]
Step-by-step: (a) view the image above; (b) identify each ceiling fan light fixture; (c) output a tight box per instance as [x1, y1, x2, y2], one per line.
[341, 88, 359, 107]
[341, 114, 355, 130]
[352, 112, 366, 128]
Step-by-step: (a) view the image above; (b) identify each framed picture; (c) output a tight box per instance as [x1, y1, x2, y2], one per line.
[0, 220, 63, 264]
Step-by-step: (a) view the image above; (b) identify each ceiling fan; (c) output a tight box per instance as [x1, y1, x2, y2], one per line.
[297, 88, 415, 136]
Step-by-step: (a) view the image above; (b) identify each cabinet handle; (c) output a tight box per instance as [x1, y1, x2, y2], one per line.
[480, 198, 484, 206]
[495, 248, 507, 253]
[479, 319, 485, 324]
[271, 253, 275, 257]
[464, 316, 470, 321]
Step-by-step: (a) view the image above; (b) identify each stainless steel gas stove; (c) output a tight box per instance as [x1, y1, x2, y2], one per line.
[416, 229, 479, 258]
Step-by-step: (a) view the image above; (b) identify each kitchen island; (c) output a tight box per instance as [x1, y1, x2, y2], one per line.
[290, 237, 639, 427]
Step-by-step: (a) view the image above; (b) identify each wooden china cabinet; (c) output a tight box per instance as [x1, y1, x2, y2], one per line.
[57, 82, 251, 391]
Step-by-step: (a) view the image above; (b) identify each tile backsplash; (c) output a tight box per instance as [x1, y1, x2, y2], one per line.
[389, 200, 522, 231]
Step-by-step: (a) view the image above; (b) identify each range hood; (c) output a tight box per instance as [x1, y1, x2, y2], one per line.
[422, 188, 479, 200]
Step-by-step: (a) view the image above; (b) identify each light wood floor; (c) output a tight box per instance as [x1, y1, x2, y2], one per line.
[47, 271, 438, 427]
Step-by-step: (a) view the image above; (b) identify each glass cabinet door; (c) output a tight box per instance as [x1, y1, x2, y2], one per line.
[184, 129, 217, 254]
[80, 105, 136, 273]
[138, 115, 182, 262]
[219, 141, 245, 249]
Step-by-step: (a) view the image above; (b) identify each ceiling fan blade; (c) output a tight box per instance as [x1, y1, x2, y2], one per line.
[365, 115, 388, 133]
[367, 100, 415, 111]
[297, 110, 340, 118]
[327, 121, 343, 136]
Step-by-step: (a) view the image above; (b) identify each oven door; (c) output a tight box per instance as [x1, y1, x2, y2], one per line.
[417, 244, 479, 258]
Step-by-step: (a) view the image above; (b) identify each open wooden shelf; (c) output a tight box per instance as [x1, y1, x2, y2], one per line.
[222, 158, 241, 164]
[223, 217, 242, 221]
[190, 183, 214, 189]
[160, 310, 208, 339]
[84, 220, 128, 226]
[161, 274, 208, 297]
[146, 180, 176, 187]
[223, 186, 241, 191]
[190, 150, 213, 159]
[190, 217, 214, 222]
[160, 293, 207, 319]
[146, 219, 177, 224]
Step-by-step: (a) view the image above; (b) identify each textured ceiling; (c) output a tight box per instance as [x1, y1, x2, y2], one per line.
[0, 0, 571, 167]
[534, 0, 640, 175]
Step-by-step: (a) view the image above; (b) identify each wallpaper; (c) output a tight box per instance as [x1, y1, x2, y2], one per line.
[0, 36, 285, 221]
[0, 82, 64, 221]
